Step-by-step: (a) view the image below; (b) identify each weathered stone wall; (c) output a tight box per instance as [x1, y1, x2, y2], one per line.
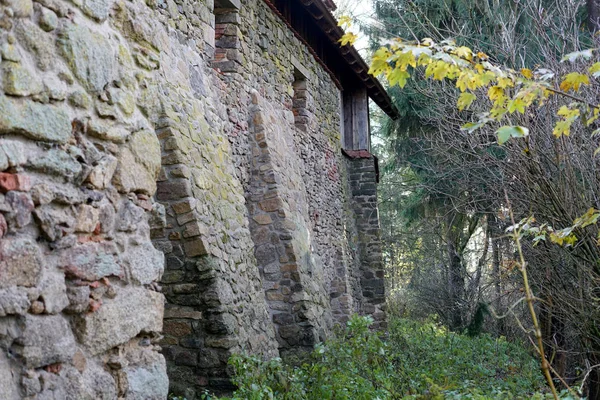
[0, 0, 169, 397]
[216, 0, 367, 354]
[344, 151, 387, 328]
[0, 0, 386, 397]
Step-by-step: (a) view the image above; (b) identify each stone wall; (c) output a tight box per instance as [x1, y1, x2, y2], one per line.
[0, 0, 169, 397]
[0, 0, 386, 397]
[344, 150, 386, 329]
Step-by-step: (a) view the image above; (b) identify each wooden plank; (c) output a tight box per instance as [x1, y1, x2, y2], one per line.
[343, 90, 354, 149]
[353, 88, 369, 150]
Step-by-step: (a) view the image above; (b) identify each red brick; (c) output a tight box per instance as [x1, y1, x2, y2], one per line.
[0, 173, 31, 193]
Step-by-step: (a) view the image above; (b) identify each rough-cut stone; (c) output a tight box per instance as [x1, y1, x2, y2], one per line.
[15, 314, 77, 368]
[38, 273, 69, 314]
[28, 149, 82, 179]
[65, 285, 90, 314]
[14, 20, 56, 71]
[0, 214, 7, 238]
[34, 204, 76, 241]
[78, 0, 114, 22]
[39, 8, 58, 31]
[0, 140, 27, 169]
[0, 237, 42, 288]
[113, 130, 161, 195]
[82, 363, 118, 398]
[73, 287, 163, 355]
[0, 351, 19, 400]
[62, 242, 122, 281]
[117, 199, 144, 232]
[123, 242, 164, 285]
[0, 172, 31, 193]
[58, 23, 118, 93]
[122, 353, 169, 400]
[75, 204, 99, 233]
[86, 155, 118, 189]
[0, 96, 71, 143]
[3, 62, 43, 96]
[0, 286, 30, 316]
[4, 0, 33, 17]
[183, 238, 207, 257]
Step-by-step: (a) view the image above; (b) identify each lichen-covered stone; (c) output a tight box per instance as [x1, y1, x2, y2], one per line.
[73, 287, 163, 355]
[28, 149, 82, 179]
[4, 0, 33, 18]
[0, 96, 71, 143]
[0, 287, 30, 317]
[2, 62, 43, 96]
[113, 130, 161, 194]
[16, 314, 77, 368]
[123, 242, 164, 285]
[62, 242, 122, 281]
[78, 0, 114, 22]
[0, 351, 19, 400]
[0, 237, 41, 288]
[14, 20, 55, 71]
[39, 7, 58, 31]
[0, 140, 27, 169]
[68, 90, 91, 109]
[122, 353, 169, 400]
[58, 23, 118, 93]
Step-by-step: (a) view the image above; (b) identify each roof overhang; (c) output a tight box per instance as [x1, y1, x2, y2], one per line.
[297, 0, 398, 119]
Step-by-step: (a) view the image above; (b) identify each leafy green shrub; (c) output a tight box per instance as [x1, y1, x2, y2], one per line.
[218, 315, 577, 399]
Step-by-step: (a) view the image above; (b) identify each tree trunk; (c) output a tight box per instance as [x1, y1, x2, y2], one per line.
[588, 0, 600, 32]
[446, 213, 465, 331]
[587, 352, 600, 400]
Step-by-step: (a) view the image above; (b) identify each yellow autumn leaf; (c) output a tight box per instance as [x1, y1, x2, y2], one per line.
[455, 46, 473, 60]
[417, 53, 432, 66]
[456, 71, 473, 92]
[560, 72, 590, 92]
[393, 51, 417, 70]
[497, 77, 515, 89]
[338, 32, 358, 46]
[516, 90, 537, 107]
[488, 86, 505, 101]
[373, 47, 392, 60]
[557, 105, 580, 119]
[387, 69, 410, 88]
[368, 58, 391, 76]
[521, 68, 533, 79]
[476, 51, 489, 60]
[590, 62, 600, 78]
[490, 105, 507, 120]
[507, 98, 526, 114]
[457, 92, 477, 111]
[588, 107, 600, 126]
[425, 61, 450, 80]
[479, 71, 496, 86]
[337, 15, 352, 28]
[553, 120, 573, 138]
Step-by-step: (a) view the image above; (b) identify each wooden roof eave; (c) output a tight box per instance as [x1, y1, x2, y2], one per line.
[298, 0, 399, 119]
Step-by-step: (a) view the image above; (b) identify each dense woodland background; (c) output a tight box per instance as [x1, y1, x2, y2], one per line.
[346, 0, 600, 398]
